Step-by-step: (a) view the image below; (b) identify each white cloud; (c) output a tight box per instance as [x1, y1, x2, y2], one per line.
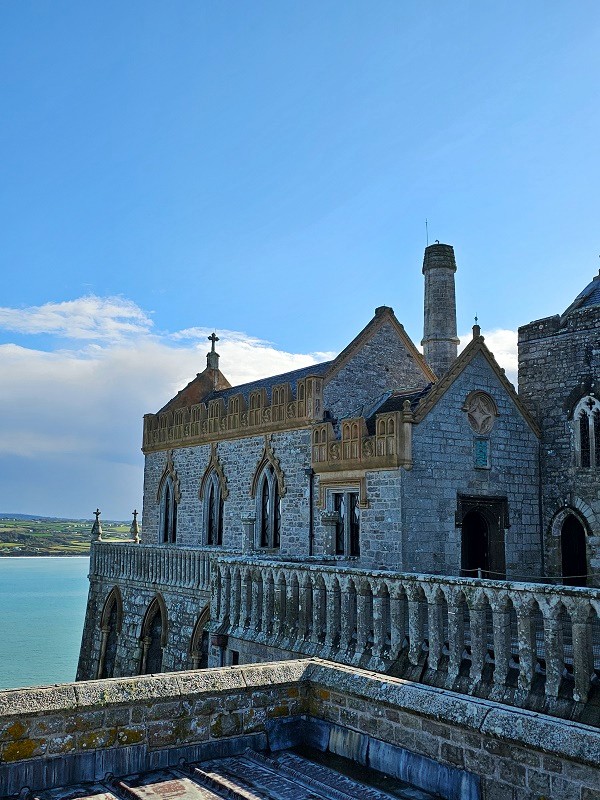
[0, 299, 333, 518]
[459, 328, 518, 386]
[0, 295, 152, 341]
[0, 294, 520, 519]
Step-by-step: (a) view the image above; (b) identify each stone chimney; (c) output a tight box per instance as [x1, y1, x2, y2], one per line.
[421, 243, 459, 377]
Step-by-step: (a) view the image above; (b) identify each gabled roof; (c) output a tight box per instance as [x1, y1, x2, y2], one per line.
[324, 305, 437, 384]
[364, 386, 433, 434]
[412, 332, 541, 437]
[203, 360, 333, 405]
[561, 271, 600, 321]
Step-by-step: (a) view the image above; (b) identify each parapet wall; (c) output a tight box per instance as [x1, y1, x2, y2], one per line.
[2, 659, 600, 799]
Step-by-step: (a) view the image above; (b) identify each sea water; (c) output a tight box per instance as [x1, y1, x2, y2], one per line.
[0, 557, 89, 690]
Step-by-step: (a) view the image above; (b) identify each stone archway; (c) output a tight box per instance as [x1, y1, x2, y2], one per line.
[461, 510, 490, 577]
[561, 514, 588, 587]
[139, 595, 168, 674]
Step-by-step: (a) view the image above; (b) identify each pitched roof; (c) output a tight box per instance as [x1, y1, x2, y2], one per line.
[364, 386, 433, 434]
[561, 271, 600, 320]
[412, 332, 541, 437]
[204, 359, 334, 404]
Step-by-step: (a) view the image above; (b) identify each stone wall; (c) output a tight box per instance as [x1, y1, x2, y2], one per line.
[323, 317, 430, 422]
[2, 659, 600, 800]
[76, 546, 212, 681]
[142, 429, 313, 556]
[519, 304, 600, 580]
[405, 350, 541, 578]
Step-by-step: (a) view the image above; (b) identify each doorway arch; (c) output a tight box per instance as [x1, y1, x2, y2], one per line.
[561, 514, 588, 587]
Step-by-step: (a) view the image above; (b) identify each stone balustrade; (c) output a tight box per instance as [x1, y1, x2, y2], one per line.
[90, 541, 223, 592]
[211, 557, 600, 705]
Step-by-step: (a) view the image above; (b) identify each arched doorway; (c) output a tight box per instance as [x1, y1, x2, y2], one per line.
[461, 510, 490, 577]
[561, 514, 587, 587]
[97, 586, 123, 679]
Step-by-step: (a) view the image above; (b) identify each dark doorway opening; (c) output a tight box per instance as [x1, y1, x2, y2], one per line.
[462, 510, 489, 577]
[561, 515, 587, 587]
[458, 495, 508, 579]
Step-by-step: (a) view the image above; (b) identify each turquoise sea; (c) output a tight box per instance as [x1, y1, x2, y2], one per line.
[0, 557, 89, 690]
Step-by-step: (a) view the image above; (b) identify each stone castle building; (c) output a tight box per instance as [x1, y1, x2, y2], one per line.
[4, 243, 600, 800]
[76, 241, 600, 706]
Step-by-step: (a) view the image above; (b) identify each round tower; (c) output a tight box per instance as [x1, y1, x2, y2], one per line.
[421, 242, 459, 377]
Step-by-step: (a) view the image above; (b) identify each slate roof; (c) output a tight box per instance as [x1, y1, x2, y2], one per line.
[364, 386, 433, 434]
[203, 360, 334, 405]
[561, 272, 600, 318]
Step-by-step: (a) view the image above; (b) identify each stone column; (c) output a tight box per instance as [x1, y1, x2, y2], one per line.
[571, 603, 593, 703]
[424, 587, 444, 672]
[311, 580, 325, 645]
[372, 585, 387, 660]
[407, 585, 424, 667]
[261, 574, 274, 638]
[468, 590, 487, 685]
[446, 589, 465, 683]
[324, 578, 339, 649]
[339, 579, 353, 654]
[421, 243, 459, 377]
[240, 569, 251, 630]
[540, 598, 564, 698]
[356, 584, 370, 655]
[298, 576, 311, 641]
[515, 598, 536, 691]
[250, 574, 261, 635]
[490, 592, 512, 687]
[390, 584, 407, 659]
[285, 573, 299, 642]
[230, 570, 241, 631]
[241, 514, 256, 553]
[274, 576, 286, 637]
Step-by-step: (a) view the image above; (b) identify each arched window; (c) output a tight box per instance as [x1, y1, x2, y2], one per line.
[97, 586, 123, 679]
[205, 471, 224, 546]
[160, 475, 178, 544]
[157, 451, 180, 545]
[574, 396, 600, 468]
[139, 595, 167, 674]
[190, 605, 210, 669]
[257, 464, 281, 549]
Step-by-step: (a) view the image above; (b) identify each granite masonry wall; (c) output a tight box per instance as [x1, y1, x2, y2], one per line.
[2, 660, 600, 800]
[323, 317, 430, 422]
[519, 304, 600, 581]
[404, 351, 541, 578]
[142, 429, 313, 556]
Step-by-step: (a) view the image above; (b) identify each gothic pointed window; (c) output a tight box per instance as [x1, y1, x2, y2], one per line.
[257, 464, 281, 549]
[205, 472, 224, 546]
[160, 476, 177, 544]
[157, 452, 180, 545]
[573, 396, 600, 468]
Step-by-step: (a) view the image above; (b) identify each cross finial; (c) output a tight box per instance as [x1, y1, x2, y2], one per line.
[94, 508, 100, 521]
[132, 509, 138, 520]
[208, 332, 219, 352]
[474, 313, 478, 325]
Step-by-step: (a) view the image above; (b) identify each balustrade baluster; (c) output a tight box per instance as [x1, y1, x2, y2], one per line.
[515, 599, 536, 691]
[407, 586, 424, 666]
[372, 586, 385, 659]
[571, 604, 593, 703]
[311, 580, 324, 645]
[298, 578, 311, 641]
[425, 589, 444, 671]
[389, 585, 407, 658]
[356, 586, 370, 654]
[262, 575, 274, 637]
[468, 593, 487, 685]
[490, 594, 512, 687]
[324, 579, 338, 649]
[446, 590, 465, 682]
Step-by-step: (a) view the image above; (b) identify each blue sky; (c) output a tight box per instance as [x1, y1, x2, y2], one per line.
[1, 2, 599, 519]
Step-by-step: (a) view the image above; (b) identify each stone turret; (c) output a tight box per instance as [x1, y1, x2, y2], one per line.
[421, 243, 459, 377]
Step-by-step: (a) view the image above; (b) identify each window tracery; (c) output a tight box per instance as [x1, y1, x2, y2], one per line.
[157, 451, 180, 544]
[199, 444, 228, 546]
[251, 437, 285, 549]
[573, 395, 600, 468]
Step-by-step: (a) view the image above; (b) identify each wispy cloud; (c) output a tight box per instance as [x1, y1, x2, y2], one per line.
[0, 294, 519, 518]
[0, 295, 153, 341]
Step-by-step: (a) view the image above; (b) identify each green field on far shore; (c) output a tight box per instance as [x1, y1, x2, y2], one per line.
[0, 516, 132, 556]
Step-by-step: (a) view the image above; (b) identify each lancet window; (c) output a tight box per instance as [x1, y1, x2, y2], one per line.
[205, 471, 224, 546]
[157, 452, 180, 545]
[257, 464, 281, 549]
[574, 396, 600, 468]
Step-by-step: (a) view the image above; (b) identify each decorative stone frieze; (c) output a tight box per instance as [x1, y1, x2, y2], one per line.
[142, 376, 325, 453]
